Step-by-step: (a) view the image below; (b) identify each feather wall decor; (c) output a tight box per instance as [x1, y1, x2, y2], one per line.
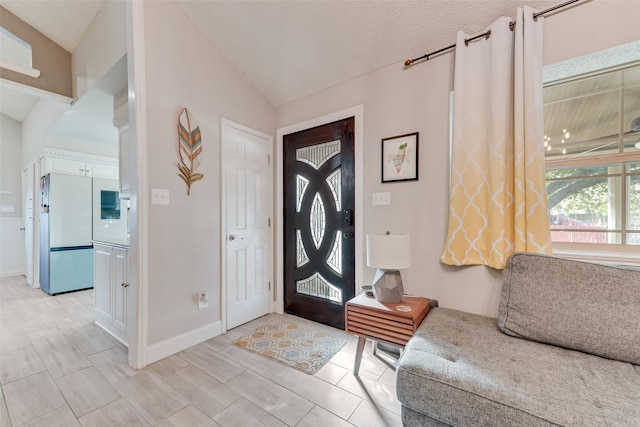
[177, 107, 204, 195]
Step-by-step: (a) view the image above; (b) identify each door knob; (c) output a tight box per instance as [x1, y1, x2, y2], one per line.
[229, 235, 236, 241]
[122, 282, 129, 288]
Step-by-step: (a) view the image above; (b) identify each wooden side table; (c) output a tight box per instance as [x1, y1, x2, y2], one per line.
[345, 293, 430, 375]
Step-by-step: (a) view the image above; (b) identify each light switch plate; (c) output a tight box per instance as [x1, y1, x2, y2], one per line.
[372, 192, 391, 206]
[151, 188, 170, 205]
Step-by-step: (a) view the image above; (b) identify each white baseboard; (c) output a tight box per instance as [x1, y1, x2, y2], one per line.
[275, 299, 284, 314]
[0, 270, 25, 278]
[145, 321, 222, 365]
[95, 321, 129, 348]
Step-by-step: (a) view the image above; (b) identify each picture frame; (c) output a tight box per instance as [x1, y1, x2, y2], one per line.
[381, 132, 419, 183]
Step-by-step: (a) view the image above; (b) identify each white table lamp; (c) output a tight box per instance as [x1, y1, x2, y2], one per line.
[366, 233, 411, 303]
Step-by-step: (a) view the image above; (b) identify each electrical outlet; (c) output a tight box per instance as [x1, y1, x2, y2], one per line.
[198, 290, 209, 310]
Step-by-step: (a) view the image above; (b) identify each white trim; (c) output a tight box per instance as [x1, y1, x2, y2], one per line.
[275, 105, 364, 314]
[552, 245, 640, 266]
[42, 147, 118, 166]
[220, 118, 274, 332]
[0, 77, 71, 104]
[0, 270, 24, 278]
[0, 60, 41, 78]
[126, 0, 148, 370]
[0, 218, 25, 278]
[95, 321, 129, 348]
[146, 321, 222, 364]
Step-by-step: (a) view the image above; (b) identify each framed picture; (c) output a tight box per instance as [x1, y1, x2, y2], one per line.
[381, 132, 419, 183]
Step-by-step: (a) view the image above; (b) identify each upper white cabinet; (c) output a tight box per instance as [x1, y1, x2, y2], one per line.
[87, 162, 118, 179]
[40, 148, 119, 180]
[43, 157, 118, 179]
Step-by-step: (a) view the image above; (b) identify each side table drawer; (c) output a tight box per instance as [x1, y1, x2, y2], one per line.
[346, 310, 415, 346]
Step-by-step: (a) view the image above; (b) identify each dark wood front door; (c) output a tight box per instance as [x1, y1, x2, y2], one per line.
[283, 117, 356, 329]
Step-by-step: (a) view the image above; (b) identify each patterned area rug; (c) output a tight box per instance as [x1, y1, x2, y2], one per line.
[233, 319, 347, 375]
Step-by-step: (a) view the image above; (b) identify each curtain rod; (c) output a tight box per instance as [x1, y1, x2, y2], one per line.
[404, 0, 582, 67]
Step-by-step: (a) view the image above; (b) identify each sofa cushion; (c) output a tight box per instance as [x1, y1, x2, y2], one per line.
[397, 308, 640, 427]
[498, 253, 640, 365]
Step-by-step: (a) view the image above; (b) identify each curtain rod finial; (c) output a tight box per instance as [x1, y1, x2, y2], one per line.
[404, 59, 414, 67]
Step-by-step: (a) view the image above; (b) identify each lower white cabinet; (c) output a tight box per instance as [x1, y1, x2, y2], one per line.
[94, 243, 129, 346]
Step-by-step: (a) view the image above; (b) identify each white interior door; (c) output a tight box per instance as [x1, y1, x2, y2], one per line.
[22, 165, 34, 286]
[222, 119, 273, 330]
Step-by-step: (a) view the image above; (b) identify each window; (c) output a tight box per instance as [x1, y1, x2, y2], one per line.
[0, 26, 40, 78]
[544, 64, 640, 247]
[0, 26, 32, 68]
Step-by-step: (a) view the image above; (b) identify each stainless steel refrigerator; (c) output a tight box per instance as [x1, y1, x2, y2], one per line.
[40, 173, 94, 295]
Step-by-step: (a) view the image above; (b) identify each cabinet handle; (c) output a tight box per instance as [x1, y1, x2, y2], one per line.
[122, 282, 129, 288]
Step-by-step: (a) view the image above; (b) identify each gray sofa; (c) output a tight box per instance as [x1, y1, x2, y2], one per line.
[397, 253, 640, 426]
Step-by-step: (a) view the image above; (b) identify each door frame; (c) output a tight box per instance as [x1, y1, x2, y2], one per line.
[275, 105, 364, 314]
[22, 162, 35, 286]
[220, 118, 274, 333]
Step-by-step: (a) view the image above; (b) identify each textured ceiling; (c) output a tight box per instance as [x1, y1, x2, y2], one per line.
[175, 0, 568, 106]
[1, 0, 103, 52]
[1, 0, 572, 110]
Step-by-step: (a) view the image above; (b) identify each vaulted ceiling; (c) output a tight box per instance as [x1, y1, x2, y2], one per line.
[1, 0, 569, 107]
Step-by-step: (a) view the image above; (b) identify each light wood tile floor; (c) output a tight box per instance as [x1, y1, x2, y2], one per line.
[0, 276, 403, 426]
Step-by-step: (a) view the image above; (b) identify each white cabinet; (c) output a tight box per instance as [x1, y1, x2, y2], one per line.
[44, 157, 85, 176]
[87, 162, 119, 179]
[94, 247, 113, 321]
[113, 248, 128, 334]
[94, 243, 129, 346]
[43, 157, 118, 179]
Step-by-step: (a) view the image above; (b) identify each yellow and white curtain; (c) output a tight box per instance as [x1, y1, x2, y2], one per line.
[441, 7, 551, 270]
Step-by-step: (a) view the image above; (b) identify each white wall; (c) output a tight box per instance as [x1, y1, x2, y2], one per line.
[542, 0, 640, 65]
[47, 134, 118, 158]
[21, 98, 69, 169]
[0, 114, 22, 218]
[275, 0, 640, 317]
[72, 0, 126, 100]
[0, 115, 25, 275]
[141, 1, 275, 348]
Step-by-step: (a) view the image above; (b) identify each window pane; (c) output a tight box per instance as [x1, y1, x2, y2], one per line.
[544, 64, 640, 246]
[543, 73, 620, 103]
[550, 230, 621, 244]
[546, 164, 615, 179]
[624, 68, 640, 86]
[628, 163, 640, 231]
[0, 27, 32, 68]
[624, 135, 640, 153]
[544, 91, 620, 158]
[624, 83, 640, 153]
[547, 176, 621, 231]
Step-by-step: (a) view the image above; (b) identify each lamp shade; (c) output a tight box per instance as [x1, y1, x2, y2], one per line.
[366, 234, 411, 270]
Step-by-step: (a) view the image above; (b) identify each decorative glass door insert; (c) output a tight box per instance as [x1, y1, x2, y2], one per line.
[283, 117, 355, 329]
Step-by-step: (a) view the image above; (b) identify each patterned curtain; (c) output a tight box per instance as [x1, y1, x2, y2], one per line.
[441, 7, 551, 270]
